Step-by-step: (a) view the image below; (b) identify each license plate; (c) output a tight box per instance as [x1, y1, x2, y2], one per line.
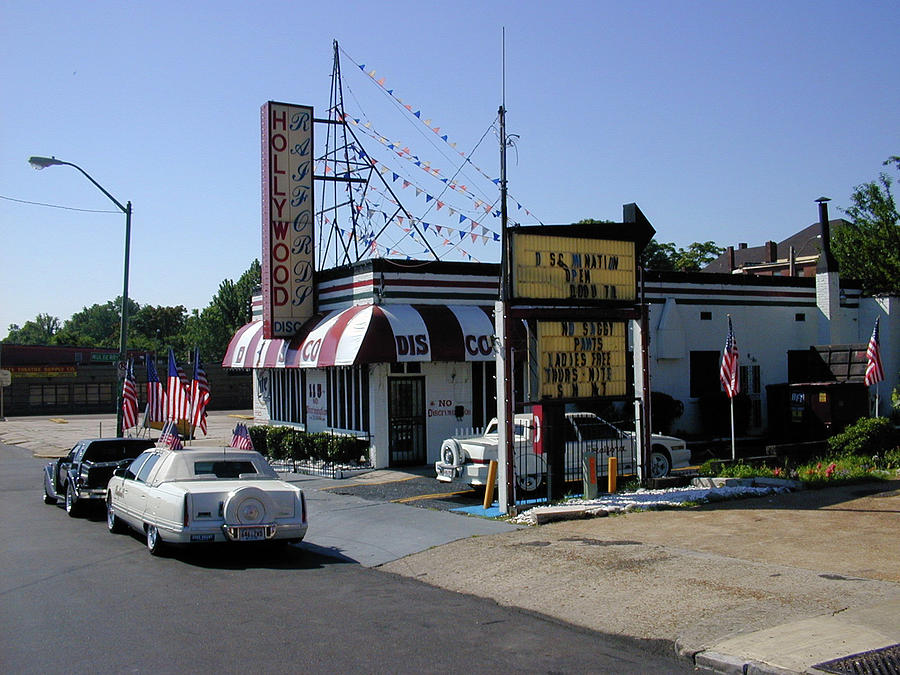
[237, 527, 265, 541]
[440, 467, 456, 479]
[190, 533, 215, 542]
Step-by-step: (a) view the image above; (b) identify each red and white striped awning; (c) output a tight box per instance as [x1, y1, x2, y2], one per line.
[222, 303, 497, 369]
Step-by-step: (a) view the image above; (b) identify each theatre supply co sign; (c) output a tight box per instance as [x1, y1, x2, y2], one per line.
[510, 222, 643, 401]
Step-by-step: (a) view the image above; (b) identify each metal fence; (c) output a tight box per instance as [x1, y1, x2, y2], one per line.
[268, 428, 374, 480]
[512, 418, 637, 502]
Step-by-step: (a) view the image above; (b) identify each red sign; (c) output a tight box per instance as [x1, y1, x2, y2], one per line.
[532, 404, 544, 455]
[261, 101, 315, 338]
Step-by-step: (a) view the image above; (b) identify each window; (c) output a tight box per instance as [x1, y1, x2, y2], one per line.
[194, 461, 256, 478]
[700, 311, 712, 321]
[136, 454, 161, 483]
[739, 364, 763, 428]
[328, 366, 370, 432]
[690, 351, 721, 398]
[126, 452, 153, 480]
[795, 313, 805, 322]
[269, 370, 305, 424]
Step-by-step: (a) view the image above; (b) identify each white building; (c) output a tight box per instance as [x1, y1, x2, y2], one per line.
[224, 258, 896, 469]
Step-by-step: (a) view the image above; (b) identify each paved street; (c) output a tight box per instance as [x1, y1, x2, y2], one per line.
[4, 412, 900, 674]
[1, 437, 688, 674]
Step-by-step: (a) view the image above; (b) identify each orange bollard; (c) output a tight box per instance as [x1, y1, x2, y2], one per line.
[483, 460, 498, 509]
[608, 455, 617, 493]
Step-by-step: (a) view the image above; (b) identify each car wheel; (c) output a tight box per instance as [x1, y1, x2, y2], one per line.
[650, 449, 671, 478]
[516, 472, 544, 497]
[43, 489, 57, 505]
[107, 497, 126, 534]
[65, 483, 80, 517]
[440, 439, 465, 468]
[146, 524, 165, 556]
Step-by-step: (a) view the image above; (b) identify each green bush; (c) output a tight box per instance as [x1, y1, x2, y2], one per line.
[651, 391, 684, 435]
[826, 416, 899, 457]
[265, 426, 293, 462]
[248, 425, 268, 457]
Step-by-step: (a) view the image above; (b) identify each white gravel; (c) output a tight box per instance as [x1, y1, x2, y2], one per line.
[510, 484, 792, 525]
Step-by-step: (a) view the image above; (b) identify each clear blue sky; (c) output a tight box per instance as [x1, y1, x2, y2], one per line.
[2, 1, 898, 340]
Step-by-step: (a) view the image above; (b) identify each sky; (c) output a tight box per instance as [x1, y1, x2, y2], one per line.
[2, 1, 898, 340]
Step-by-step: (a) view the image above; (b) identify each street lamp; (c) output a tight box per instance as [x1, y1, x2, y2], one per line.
[29, 155, 133, 436]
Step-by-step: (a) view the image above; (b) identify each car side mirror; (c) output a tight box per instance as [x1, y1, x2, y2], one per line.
[113, 467, 127, 478]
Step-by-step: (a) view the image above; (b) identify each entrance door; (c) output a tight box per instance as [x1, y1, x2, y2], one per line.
[388, 377, 425, 466]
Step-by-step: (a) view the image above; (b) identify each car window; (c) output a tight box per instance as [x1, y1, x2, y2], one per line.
[136, 454, 161, 483]
[124, 452, 152, 481]
[575, 419, 620, 441]
[66, 443, 82, 462]
[86, 441, 152, 463]
[194, 461, 257, 478]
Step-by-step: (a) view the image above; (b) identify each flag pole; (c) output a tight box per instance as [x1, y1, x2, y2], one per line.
[730, 397, 736, 460]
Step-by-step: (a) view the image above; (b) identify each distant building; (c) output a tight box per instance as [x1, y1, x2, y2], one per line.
[702, 219, 850, 277]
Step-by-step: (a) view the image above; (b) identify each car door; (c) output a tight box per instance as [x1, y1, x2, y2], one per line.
[58, 443, 84, 492]
[114, 452, 152, 524]
[129, 453, 163, 523]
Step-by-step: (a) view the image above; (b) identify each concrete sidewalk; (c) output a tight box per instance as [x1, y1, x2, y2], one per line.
[4, 412, 899, 673]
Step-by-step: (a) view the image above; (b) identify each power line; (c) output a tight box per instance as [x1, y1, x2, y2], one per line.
[0, 194, 120, 214]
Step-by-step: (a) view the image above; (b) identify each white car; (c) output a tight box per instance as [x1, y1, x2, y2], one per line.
[106, 446, 308, 555]
[435, 412, 690, 493]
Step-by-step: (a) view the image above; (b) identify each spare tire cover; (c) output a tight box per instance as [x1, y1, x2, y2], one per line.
[224, 486, 273, 525]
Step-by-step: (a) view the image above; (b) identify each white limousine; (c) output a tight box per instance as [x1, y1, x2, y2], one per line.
[106, 446, 308, 555]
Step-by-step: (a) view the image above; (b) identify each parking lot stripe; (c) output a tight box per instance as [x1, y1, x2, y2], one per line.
[392, 489, 476, 504]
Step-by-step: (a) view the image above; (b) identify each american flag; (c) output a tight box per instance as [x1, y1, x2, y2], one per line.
[190, 348, 210, 435]
[122, 358, 139, 430]
[145, 356, 166, 422]
[864, 317, 884, 386]
[159, 420, 183, 450]
[231, 423, 254, 450]
[719, 316, 740, 398]
[167, 348, 190, 422]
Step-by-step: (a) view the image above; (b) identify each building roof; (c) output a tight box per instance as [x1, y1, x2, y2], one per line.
[701, 219, 848, 274]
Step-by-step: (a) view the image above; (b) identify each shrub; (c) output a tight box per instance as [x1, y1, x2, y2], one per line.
[265, 426, 293, 462]
[826, 416, 900, 457]
[651, 392, 684, 435]
[248, 425, 268, 457]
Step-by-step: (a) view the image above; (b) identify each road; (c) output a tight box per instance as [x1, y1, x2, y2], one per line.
[0, 443, 690, 674]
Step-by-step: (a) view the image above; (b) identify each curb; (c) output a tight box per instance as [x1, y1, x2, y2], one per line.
[684, 648, 801, 675]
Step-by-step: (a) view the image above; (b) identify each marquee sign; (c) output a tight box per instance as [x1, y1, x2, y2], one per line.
[537, 320, 627, 399]
[511, 232, 636, 303]
[261, 101, 315, 339]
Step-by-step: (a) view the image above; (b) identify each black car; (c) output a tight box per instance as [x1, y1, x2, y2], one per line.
[43, 438, 156, 516]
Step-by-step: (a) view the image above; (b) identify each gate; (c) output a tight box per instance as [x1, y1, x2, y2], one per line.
[388, 376, 426, 466]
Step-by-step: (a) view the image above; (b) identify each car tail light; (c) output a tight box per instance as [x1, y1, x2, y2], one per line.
[301, 492, 307, 524]
[183, 494, 190, 527]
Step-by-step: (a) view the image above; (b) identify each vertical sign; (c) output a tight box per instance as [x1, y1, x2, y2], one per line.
[261, 101, 315, 339]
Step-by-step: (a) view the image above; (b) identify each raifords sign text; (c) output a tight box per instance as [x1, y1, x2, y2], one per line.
[261, 101, 315, 339]
[511, 233, 636, 302]
[537, 320, 627, 398]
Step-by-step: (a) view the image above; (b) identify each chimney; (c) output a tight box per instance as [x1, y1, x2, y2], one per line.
[726, 246, 735, 271]
[816, 197, 839, 273]
[738, 242, 748, 249]
[766, 241, 777, 263]
[815, 197, 841, 345]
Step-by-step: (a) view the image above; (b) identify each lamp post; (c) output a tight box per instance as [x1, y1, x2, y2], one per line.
[29, 156, 132, 436]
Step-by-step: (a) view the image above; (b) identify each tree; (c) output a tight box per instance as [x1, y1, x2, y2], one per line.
[3, 313, 60, 344]
[51, 297, 140, 348]
[834, 156, 900, 295]
[641, 238, 723, 271]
